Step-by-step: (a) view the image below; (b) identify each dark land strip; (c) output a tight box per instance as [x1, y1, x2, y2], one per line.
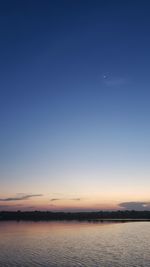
[1, 211, 150, 222]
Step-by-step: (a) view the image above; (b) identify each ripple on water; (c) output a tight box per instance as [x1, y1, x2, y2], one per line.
[0, 221, 150, 267]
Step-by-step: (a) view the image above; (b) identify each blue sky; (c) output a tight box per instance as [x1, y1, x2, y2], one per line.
[1, 0, 150, 211]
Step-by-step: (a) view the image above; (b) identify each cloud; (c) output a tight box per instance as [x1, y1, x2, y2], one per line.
[102, 73, 127, 87]
[50, 198, 60, 202]
[0, 194, 43, 202]
[0, 204, 23, 210]
[50, 198, 81, 202]
[52, 193, 64, 196]
[119, 202, 150, 211]
[70, 198, 81, 201]
[0, 205, 13, 209]
[104, 78, 125, 87]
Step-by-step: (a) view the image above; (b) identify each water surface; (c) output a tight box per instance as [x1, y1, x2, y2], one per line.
[0, 221, 150, 267]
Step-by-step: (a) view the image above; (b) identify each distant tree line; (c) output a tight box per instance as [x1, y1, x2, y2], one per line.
[0, 210, 150, 221]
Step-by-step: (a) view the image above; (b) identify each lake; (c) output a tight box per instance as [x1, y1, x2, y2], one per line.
[0, 221, 150, 266]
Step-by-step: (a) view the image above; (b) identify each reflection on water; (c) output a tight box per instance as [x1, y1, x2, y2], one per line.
[0, 221, 150, 267]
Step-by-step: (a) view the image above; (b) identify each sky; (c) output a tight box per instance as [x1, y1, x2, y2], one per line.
[1, 0, 150, 211]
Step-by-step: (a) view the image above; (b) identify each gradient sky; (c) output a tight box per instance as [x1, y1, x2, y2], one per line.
[1, 0, 150, 211]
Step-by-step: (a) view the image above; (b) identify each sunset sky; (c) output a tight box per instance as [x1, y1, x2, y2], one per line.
[1, 0, 150, 211]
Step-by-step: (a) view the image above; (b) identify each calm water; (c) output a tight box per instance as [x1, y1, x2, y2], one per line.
[0, 221, 150, 267]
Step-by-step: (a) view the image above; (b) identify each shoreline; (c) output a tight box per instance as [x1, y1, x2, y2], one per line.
[1, 211, 150, 222]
